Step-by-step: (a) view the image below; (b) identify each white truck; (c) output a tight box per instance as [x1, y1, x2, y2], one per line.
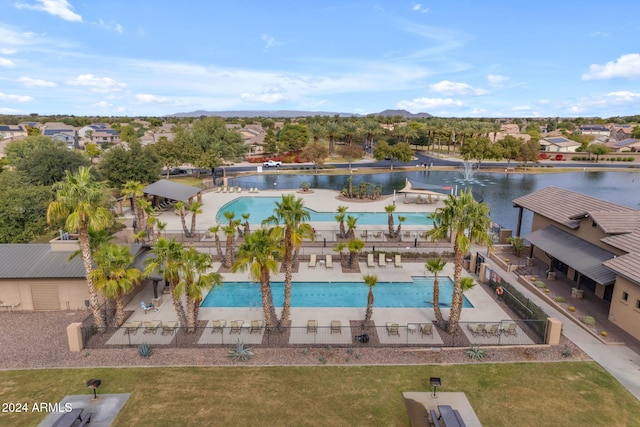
[263, 160, 282, 168]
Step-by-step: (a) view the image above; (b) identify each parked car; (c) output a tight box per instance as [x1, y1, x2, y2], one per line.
[263, 160, 282, 168]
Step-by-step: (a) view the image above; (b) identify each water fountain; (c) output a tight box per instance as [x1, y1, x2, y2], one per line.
[462, 161, 474, 182]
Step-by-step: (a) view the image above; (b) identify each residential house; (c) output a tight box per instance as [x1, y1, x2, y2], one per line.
[78, 124, 120, 146]
[578, 125, 610, 137]
[610, 125, 633, 142]
[0, 125, 28, 140]
[42, 122, 78, 149]
[512, 187, 640, 341]
[539, 137, 580, 153]
[603, 138, 640, 153]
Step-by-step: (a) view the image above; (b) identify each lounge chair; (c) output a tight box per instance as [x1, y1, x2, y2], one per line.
[367, 253, 375, 268]
[309, 253, 317, 268]
[502, 322, 517, 336]
[467, 323, 486, 337]
[394, 254, 403, 268]
[249, 320, 262, 334]
[123, 321, 141, 335]
[325, 254, 333, 269]
[420, 323, 433, 337]
[162, 321, 178, 335]
[331, 320, 341, 334]
[230, 320, 243, 334]
[0, 301, 20, 312]
[143, 320, 162, 334]
[386, 322, 400, 336]
[403, 231, 411, 238]
[211, 319, 226, 334]
[378, 253, 387, 267]
[236, 187, 243, 193]
[307, 320, 318, 334]
[487, 324, 500, 336]
[215, 187, 222, 193]
[360, 231, 368, 238]
[373, 231, 382, 239]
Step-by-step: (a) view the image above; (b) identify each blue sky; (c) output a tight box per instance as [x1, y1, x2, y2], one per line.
[1, 0, 640, 118]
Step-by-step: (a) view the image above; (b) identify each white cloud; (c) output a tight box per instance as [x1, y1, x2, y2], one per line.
[569, 104, 584, 113]
[606, 91, 640, 102]
[411, 3, 429, 13]
[135, 94, 180, 104]
[397, 97, 464, 111]
[15, 0, 82, 22]
[97, 19, 124, 34]
[538, 99, 549, 105]
[582, 53, 640, 80]
[0, 92, 33, 102]
[67, 74, 126, 93]
[92, 101, 126, 112]
[590, 31, 609, 38]
[261, 33, 280, 49]
[0, 57, 15, 67]
[429, 80, 487, 96]
[0, 107, 23, 114]
[240, 92, 286, 103]
[512, 105, 532, 112]
[487, 74, 508, 87]
[0, 48, 17, 55]
[19, 76, 57, 87]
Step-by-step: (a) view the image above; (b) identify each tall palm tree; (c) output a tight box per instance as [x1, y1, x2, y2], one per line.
[346, 238, 365, 268]
[385, 204, 396, 237]
[208, 225, 224, 260]
[335, 206, 348, 238]
[47, 166, 113, 329]
[176, 247, 222, 332]
[232, 229, 281, 328]
[425, 258, 446, 326]
[241, 213, 251, 236]
[188, 201, 203, 238]
[174, 201, 190, 237]
[222, 211, 240, 268]
[346, 215, 358, 239]
[122, 180, 146, 242]
[144, 237, 188, 327]
[89, 243, 142, 327]
[263, 195, 314, 326]
[363, 274, 378, 323]
[325, 121, 340, 154]
[426, 189, 492, 333]
[395, 216, 406, 238]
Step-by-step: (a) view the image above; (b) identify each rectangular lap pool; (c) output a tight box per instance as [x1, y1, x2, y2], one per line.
[201, 276, 473, 308]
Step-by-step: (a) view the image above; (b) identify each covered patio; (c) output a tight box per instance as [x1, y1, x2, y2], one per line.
[398, 179, 451, 204]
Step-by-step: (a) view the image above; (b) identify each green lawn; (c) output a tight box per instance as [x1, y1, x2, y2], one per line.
[1, 362, 638, 427]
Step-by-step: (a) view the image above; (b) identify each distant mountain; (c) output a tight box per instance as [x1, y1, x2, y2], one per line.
[169, 109, 432, 119]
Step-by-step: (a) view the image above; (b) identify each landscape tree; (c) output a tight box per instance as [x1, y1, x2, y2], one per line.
[426, 189, 492, 333]
[425, 258, 446, 326]
[99, 140, 162, 187]
[302, 140, 329, 172]
[495, 135, 523, 165]
[207, 225, 224, 260]
[633, 125, 640, 139]
[459, 136, 496, 168]
[345, 215, 358, 239]
[385, 204, 396, 237]
[346, 238, 365, 269]
[122, 181, 147, 241]
[363, 274, 378, 323]
[336, 144, 365, 171]
[585, 143, 610, 163]
[153, 135, 188, 177]
[325, 121, 340, 154]
[263, 195, 314, 326]
[520, 139, 541, 167]
[277, 123, 309, 152]
[222, 211, 241, 268]
[231, 229, 281, 328]
[335, 206, 348, 238]
[47, 167, 114, 329]
[118, 125, 140, 143]
[190, 117, 247, 175]
[373, 141, 413, 169]
[89, 243, 142, 327]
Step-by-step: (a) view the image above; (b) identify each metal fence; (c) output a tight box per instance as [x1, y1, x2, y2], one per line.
[81, 319, 546, 350]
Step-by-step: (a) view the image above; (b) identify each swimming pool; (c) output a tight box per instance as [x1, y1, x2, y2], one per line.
[200, 276, 473, 308]
[215, 197, 433, 226]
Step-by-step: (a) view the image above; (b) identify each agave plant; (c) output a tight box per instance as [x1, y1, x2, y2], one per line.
[229, 339, 254, 362]
[138, 342, 152, 358]
[465, 345, 485, 360]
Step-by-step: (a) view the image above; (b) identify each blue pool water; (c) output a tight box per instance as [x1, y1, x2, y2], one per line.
[200, 276, 473, 308]
[215, 197, 433, 226]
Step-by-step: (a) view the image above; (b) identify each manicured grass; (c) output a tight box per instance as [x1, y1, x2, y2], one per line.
[1, 362, 638, 426]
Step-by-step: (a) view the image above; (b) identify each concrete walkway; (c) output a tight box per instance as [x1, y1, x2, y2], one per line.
[477, 246, 640, 401]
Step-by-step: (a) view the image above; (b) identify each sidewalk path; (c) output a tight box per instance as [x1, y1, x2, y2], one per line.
[478, 246, 640, 400]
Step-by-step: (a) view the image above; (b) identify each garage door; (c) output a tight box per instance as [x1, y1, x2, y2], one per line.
[30, 284, 60, 311]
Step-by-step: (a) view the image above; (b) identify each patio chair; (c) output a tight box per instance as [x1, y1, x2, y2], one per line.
[378, 253, 387, 267]
[325, 254, 333, 269]
[143, 320, 162, 334]
[502, 323, 517, 336]
[230, 320, 243, 334]
[123, 321, 141, 335]
[249, 320, 262, 334]
[215, 187, 222, 193]
[162, 321, 178, 335]
[386, 322, 400, 336]
[420, 323, 433, 337]
[367, 253, 375, 268]
[360, 231, 368, 238]
[211, 319, 226, 334]
[373, 231, 382, 239]
[308, 253, 317, 268]
[487, 324, 500, 336]
[331, 320, 341, 334]
[307, 320, 318, 334]
[476, 324, 488, 337]
[394, 254, 403, 268]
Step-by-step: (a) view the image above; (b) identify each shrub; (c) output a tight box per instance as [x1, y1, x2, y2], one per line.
[568, 306, 576, 312]
[138, 343, 152, 358]
[601, 331, 608, 337]
[582, 316, 596, 326]
[545, 288, 551, 293]
[228, 339, 254, 361]
[555, 296, 566, 303]
[465, 345, 486, 360]
[535, 281, 546, 288]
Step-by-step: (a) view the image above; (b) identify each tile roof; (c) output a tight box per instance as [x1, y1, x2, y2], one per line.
[513, 186, 637, 229]
[602, 233, 640, 254]
[603, 253, 640, 285]
[583, 211, 640, 234]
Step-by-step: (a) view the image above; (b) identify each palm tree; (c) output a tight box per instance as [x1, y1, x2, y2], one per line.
[144, 237, 188, 327]
[89, 243, 142, 327]
[174, 201, 190, 237]
[47, 166, 113, 329]
[232, 229, 281, 328]
[395, 216, 406, 238]
[363, 274, 378, 323]
[223, 223, 238, 268]
[176, 247, 222, 332]
[385, 204, 396, 237]
[155, 220, 167, 240]
[426, 189, 492, 333]
[333, 242, 347, 266]
[188, 201, 203, 238]
[346, 215, 358, 239]
[461, 276, 476, 293]
[241, 213, 251, 236]
[122, 180, 146, 242]
[325, 121, 340, 154]
[425, 258, 447, 326]
[346, 238, 365, 268]
[263, 195, 314, 326]
[335, 206, 348, 238]
[208, 225, 224, 260]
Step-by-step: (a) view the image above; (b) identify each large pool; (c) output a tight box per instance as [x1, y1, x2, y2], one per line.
[215, 197, 433, 226]
[200, 276, 473, 308]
